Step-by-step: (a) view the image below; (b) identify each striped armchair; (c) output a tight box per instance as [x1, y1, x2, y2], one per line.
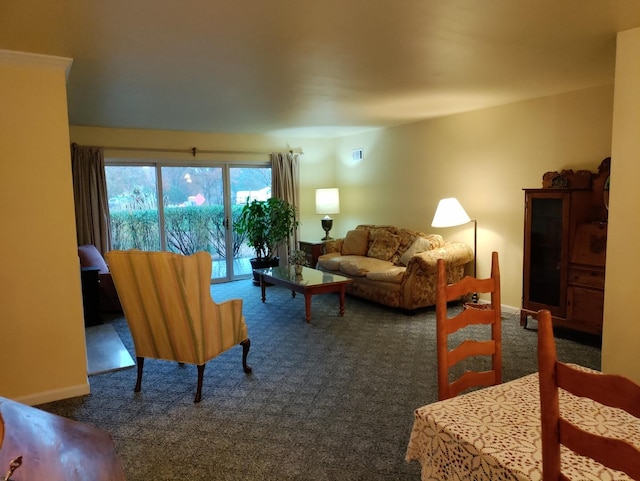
[105, 250, 251, 402]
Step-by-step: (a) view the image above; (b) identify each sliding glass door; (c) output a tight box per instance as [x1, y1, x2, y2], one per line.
[105, 162, 271, 282]
[229, 166, 272, 277]
[161, 166, 226, 277]
[106, 165, 161, 251]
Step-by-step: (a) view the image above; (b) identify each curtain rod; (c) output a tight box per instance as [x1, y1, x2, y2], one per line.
[100, 146, 304, 156]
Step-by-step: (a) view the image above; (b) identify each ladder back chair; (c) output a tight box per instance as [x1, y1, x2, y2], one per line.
[435, 251, 501, 400]
[537, 309, 640, 480]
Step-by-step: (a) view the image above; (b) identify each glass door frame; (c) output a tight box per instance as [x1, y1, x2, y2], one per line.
[105, 157, 271, 283]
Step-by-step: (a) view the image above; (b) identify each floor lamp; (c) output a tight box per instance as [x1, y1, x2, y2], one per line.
[431, 197, 478, 302]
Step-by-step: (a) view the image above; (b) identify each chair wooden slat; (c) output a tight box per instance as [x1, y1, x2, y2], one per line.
[447, 308, 496, 334]
[445, 276, 495, 302]
[449, 370, 497, 399]
[556, 361, 640, 417]
[448, 339, 496, 367]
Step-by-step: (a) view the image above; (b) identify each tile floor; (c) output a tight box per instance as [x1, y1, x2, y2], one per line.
[85, 323, 135, 375]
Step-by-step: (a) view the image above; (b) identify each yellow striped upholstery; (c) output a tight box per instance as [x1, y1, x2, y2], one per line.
[105, 250, 249, 366]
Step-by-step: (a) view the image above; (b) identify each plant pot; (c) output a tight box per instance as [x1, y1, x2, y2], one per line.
[294, 265, 303, 275]
[250, 257, 279, 286]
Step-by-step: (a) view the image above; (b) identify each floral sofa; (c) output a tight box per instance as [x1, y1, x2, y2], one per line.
[316, 225, 474, 311]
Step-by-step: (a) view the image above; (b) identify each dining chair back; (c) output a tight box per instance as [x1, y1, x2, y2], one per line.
[537, 309, 640, 480]
[435, 251, 501, 400]
[105, 249, 252, 402]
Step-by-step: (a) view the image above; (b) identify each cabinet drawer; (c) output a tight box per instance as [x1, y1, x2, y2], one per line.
[567, 286, 603, 333]
[568, 267, 605, 289]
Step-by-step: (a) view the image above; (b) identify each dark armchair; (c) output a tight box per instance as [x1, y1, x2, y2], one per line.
[77, 244, 122, 312]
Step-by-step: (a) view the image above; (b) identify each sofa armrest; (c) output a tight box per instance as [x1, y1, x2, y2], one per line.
[400, 241, 474, 310]
[406, 242, 474, 274]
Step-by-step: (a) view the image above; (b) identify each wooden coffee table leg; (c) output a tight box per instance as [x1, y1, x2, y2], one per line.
[339, 286, 346, 316]
[260, 275, 266, 303]
[304, 294, 312, 323]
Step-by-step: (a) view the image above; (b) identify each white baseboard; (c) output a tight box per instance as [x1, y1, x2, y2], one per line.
[13, 380, 90, 406]
[474, 301, 520, 316]
[501, 304, 520, 315]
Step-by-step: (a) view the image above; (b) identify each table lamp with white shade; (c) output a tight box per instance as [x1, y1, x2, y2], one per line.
[315, 188, 340, 240]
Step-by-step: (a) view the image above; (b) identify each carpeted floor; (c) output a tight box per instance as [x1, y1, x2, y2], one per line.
[38, 279, 601, 481]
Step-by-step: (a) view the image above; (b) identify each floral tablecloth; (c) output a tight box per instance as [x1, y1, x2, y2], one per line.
[406, 372, 640, 481]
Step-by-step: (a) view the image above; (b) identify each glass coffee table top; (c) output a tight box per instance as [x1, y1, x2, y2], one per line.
[253, 266, 352, 322]
[254, 265, 350, 286]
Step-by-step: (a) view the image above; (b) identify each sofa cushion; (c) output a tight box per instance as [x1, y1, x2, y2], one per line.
[367, 229, 401, 261]
[339, 256, 395, 277]
[399, 236, 434, 266]
[365, 267, 405, 284]
[342, 229, 370, 256]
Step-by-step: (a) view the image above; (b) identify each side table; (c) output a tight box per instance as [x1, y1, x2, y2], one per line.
[298, 240, 325, 268]
[0, 396, 126, 480]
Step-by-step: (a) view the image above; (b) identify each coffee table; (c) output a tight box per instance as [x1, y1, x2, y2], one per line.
[254, 265, 353, 322]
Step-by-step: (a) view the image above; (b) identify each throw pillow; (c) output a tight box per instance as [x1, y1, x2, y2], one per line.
[399, 236, 434, 266]
[424, 234, 445, 249]
[367, 229, 401, 261]
[342, 229, 370, 256]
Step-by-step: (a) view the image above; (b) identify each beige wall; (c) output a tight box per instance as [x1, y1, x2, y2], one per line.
[72, 86, 614, 313]
[0, 50, 89, 404]
[602, 27, 640, 383]
[332, 86, 614, 310]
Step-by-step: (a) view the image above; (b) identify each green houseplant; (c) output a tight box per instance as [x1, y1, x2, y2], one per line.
[235, 197, 299, 280]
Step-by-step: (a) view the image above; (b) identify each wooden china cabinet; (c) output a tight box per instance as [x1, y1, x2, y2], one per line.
[520, 158, 610, 335]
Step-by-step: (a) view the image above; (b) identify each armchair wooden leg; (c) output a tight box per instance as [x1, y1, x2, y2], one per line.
[195, 364, 205, 403]
[241, 338, 252, 374]
[135, 357, 144, 393]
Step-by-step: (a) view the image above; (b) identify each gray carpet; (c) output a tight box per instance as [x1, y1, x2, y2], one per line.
[38, 279, 601, 481]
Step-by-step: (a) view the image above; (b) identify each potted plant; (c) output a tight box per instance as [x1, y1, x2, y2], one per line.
[289, 249, 309, 274]
[235, 197, 299, 283]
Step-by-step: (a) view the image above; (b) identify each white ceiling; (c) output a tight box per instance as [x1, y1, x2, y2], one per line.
[1, 0, 639, 137]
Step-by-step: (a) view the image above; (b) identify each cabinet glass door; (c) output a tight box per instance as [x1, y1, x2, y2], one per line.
[523, 192, 569, 317]
[529, 198, 563, 306]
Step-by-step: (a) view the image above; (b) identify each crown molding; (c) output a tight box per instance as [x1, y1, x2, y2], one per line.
[0, 48, 73, 82]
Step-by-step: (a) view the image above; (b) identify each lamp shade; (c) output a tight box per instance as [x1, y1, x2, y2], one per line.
[431, 198, 471, 228]
[315, 188, 340, 215]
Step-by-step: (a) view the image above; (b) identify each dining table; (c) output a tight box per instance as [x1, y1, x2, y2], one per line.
[0, 396, 126, 480]
[406, 370, 640, 481]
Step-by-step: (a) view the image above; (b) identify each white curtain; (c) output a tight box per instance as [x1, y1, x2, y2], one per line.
[271, 151, 300, 257]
